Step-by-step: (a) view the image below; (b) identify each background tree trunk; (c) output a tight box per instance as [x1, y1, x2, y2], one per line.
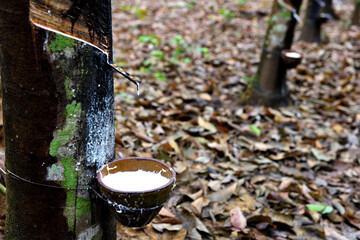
[322, 0, 339, 20]
[353, 0, 360, 25]
[301, 0, 327, 43]
[241, 0, 302, 106]
[0, 1, 116, 239]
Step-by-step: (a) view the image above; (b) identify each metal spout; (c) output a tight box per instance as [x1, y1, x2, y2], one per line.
[108, 63, 141, 95]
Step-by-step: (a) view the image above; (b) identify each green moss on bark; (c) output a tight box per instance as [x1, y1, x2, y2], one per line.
[50, 34, 75, 52]
[49, 101, 81, 157]
[49, 99, 81, 230]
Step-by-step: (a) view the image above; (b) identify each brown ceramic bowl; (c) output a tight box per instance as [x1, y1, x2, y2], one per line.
[281, 49, 302, 69]
[97, 157, 176, 227]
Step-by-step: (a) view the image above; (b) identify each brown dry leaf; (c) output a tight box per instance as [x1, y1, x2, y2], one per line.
[199, 93, 212, 101]
[115, 130, 123, 145]
[324, 226, 348, 240]
[188, 228, 202, 240]
[191, 197, 210, 214]
[278, 177, 293, 191]
[170, 228, 187, 240]
[208, 180, 221, 191]
[135, 131, 155, 143]
[152, 223, 183, 233]
[159, 208, 176, 218]
[117, 224, 151, 240]
[139, 152, 152, 158]
[187, 189, 203, 201]
[168, 138, 180, 154]
[332, 124, 343, 134]
[198, 116, 217, 133]
[230, 207, 247, 230]
[250, 175, 267, 185]
[195, 217, 211, 234]
[173, 161, 187, 174]
[251, 228, 269, 240]
[238, 191, 258, 211]
[315, 140, 323, 149]
[253, 142, 274, 151]
[344, 213, 360, 229]
[207, 182, 237, 202]
[311, 148, 334, 162]
[306, 209, 321, 224]
[269, 152, 286, 161]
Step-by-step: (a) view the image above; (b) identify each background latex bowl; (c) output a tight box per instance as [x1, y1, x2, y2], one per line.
[97, 157, 176, 227]
[281, 49, 303, 69]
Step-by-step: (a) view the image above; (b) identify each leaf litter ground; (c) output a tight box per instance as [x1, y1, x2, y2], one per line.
[0, 0, 358, 239]
[112, 0, 360, 239]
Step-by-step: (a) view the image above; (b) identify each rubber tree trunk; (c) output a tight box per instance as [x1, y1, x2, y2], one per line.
[353, 0, 360, 25]
[0, 1, 116, 239]
[241, 0, 302, 106]
[322, 0, 339, 20]
[300, 0, 327, 43]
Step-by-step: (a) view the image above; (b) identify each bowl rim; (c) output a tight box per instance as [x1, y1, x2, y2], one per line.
[97, 157, 176, 194]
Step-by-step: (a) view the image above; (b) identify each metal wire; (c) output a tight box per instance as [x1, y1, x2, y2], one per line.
[2, 166, 89, 191]
[0, 166, 116, 209]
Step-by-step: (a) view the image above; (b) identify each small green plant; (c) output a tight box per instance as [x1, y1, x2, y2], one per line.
[121, 5, 147, 20]
[236, 0, 247, 6]
[141, 50, 163, 69]
[242, 76, 251, 83]
[150, 50, 165, 61]
[132, 6, 147, 20]
[250, 125, 261, 136]
[187, 0, 196, 9]
[140, 49, 166, 81]
[121, 5, 132, 11]
[342, 20, 351, 27]
[170, 35, 191, 63]
[195, 47, 210, 58]
[139, 34, 211, 82]
[154, 72, 167, 81]
[218, 8, 236, 21]
[138, 34, 161, 45]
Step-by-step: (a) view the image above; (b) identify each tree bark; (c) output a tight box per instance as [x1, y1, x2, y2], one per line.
[241, 0, 302, 107]
[0, 1, 116, 239]
[353, 0, 360, 25]
[300, 0, 325, 43]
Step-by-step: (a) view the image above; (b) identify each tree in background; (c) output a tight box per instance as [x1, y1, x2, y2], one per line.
[301, 0, 323, 43]
[322, 0, 339, 20]
[300, 0, 337, 43]
[353, 0, 360, 25]
[0, 1, 115, 239]
[241, 0, 303, 106]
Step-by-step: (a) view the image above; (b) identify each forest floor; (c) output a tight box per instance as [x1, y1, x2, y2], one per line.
[111, 0, 360, 239]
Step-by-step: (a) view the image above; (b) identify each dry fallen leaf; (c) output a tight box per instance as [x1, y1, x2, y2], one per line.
[207, 182, 237, 202]
[168, 138, 180, 154]
[230, 207, 247, 230]
[97, 1, 360, 239]
[198, 116, 217, 133]
[332, 124, 343, 134]
[152, 223, 184, 233]
[159, 208, 176, 218]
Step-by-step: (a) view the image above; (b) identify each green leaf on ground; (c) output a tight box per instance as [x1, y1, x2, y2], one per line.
[306, 204, 333, 214]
